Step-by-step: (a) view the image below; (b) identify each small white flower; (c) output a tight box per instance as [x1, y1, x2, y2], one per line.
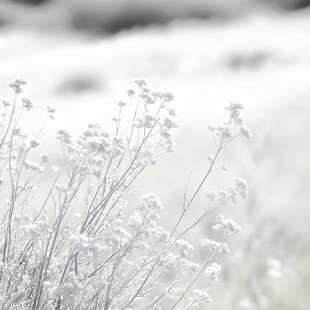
[219, 190, 229, 200]
[222, 162, 228, 171]
[8, 78, 26, 93]
[24, 160, 44, 172]
[30, 139, 40, 148]
[167, 107, 176, 117]
[163, 91, 174, 102]
[57, 129, 72, 144]
[2, 99, 10, 107]
[235, 177, 249, 198]
[240, 125, 253, 139]
[40, 153, 50, 163]
[127, 89, 135, 97]
[190, 289, 212, 305]
[180, 259, 200, 272]
[174, 239, 193, 257]
[22, 98, 33, 110]
[47, 105, 55, 113]
[55, 184, 68, 193]
[206, 262, 222, 281]
[202, 239, 230, 253]
[206, 191, 217, 201]
[213, 214, 241, 235]
[117, 101, 127, 107]
[225, 101, 244, 124]
[135, 78, 147, 87]
[207, 154, 215, 163]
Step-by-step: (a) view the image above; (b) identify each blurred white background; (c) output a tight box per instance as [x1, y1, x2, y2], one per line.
[0, 0, 309, 309]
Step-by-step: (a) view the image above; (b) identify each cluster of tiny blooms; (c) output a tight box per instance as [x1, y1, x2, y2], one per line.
[0, 78, 251, 309]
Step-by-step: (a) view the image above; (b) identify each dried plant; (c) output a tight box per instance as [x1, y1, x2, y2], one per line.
[0, 78, 251, 310]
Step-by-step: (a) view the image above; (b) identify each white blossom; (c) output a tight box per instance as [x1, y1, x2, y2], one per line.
[8, 78, 26, 93]
[22, 98, 33, 110]
[206, 262, 222, 281]
[30, 139, 40, 148]
[213, 214, 241, 235]
[240, 125, 253, 139]
[0, 78, 251, 309]
[40, 153, 51, 163]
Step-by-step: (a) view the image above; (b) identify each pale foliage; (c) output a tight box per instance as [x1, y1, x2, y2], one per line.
[0, 78, 251, 309]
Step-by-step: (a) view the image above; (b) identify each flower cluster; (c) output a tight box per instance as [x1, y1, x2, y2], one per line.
[0, 79, 251, 310]
[209, 102, 252, 149]
[8, 77, 26, 93]
[213, 214, 242, 235]
[206, 262, 222, 281]
[202, 239, 230, 253]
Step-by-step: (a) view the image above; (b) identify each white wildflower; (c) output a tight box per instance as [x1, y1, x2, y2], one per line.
[47, 105, 55, 113]
[206, 191, 217, 201]
[206, 262, 222, 281]
[189, 289, 212, 305]
[30, 139, 40, 148]
[127, 89, 135, 97]
[40, 153, 50, 163]
[179, 259, 200, 272]
[219, 190, 229, 200]
[240, 125, 253, 139]
[2, 99, 10, 107]
[213, 214, 241, 235]
[225, 101, 244, 124]
[135, 78, 147, 87]
[24, 160, 44, 172]
[55, 184, 68, 193]
[163, 91, 174, 102]
[8, 78, 26, 93]
[22, 98, 33, 110]
[202, 239, 230, 253]
[235, 177, 249, 198]
[167, 107, 176, 116]
[207, 154, 215, 163]
[118, 101, 127, 107]
[174, 239, 193, 257]
[222, 162, 228, 171]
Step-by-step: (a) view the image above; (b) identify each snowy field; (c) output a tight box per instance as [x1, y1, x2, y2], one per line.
[0, 2, 309, 309]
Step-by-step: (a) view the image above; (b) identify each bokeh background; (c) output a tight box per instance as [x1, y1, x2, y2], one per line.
[0, 0, 309, 309]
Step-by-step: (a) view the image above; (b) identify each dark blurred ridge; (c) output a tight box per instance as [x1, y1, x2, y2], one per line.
[71, 7, 213, 34]
[271, 0, 310, 10]
[11, 0, 310, 10]
[11, 0, 50, 5]
[3, 0, 310, 34]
